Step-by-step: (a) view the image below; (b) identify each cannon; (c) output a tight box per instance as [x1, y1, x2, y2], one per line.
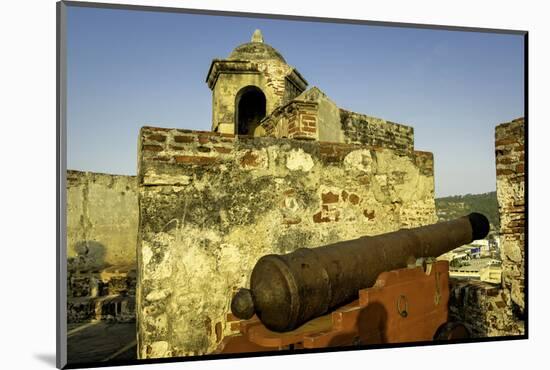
[230, 213, 489, 333]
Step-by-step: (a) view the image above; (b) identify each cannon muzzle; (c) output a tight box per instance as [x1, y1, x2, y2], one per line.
[231, 213, 489, 332]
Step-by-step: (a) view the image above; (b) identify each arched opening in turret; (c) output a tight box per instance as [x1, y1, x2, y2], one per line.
[235, 86, 266, 136]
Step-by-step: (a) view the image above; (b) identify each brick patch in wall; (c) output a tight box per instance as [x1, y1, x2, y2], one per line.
[174, 136, 195, 143]
[322, 192, 339, 204]
[175, 156, 219, 165]
[143, 145, 164, 152]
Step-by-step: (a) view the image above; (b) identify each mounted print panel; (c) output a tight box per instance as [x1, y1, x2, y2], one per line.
[57, 1, 527, 368]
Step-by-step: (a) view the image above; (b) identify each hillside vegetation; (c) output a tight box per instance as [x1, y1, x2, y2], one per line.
[435, 191, 499, 231]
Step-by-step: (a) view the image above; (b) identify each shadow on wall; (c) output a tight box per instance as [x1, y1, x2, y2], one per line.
[68, 240, 107, 271]
[67, 240, 136, 322]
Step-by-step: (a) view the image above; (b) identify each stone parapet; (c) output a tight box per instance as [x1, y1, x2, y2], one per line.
[136, 126, 436, 358]
[495, 117, 525, 316]
[449, 279, 524, 337]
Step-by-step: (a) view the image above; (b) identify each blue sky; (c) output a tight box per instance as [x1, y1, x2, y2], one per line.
[66, 6, 524, 197]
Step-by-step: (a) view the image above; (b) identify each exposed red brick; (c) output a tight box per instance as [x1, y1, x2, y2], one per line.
[302, 126, 317, 133]
[494, 300, 507, 309]
[147, 134, 166, 142]
[142, 145, 163, 152]
[240, 151, 260, 167]
[363, 209, 375, 220]
[175, 155, 218, 165]
[322, 192, 339, 204]
[496, 169, 514, 176]
[501, 227, 526, 235]
[174, 135, 195, 143]
[497, 157, 513, 165]
[507, 220, 525, 228]
[213, 146, 232, 154]
[514, 144, 525, 152]
[282, 217, 301, 225]
[153, 156, 170, 162]
[516, 163, 524, 173]
[349, 194, 360, 205]
[495, 138, 517, 147]
[198, 136, 210, 144]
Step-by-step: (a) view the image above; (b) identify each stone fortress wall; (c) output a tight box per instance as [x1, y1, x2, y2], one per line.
[66, 170, 138, 323]
[495, 118, 526, 315]
[136, 126, 437, 358]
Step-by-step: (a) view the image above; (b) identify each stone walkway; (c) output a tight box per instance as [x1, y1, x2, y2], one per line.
[67, 321, 136, 365]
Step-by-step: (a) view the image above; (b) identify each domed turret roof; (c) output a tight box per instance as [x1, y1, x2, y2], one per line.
[228, 30, 287, 63]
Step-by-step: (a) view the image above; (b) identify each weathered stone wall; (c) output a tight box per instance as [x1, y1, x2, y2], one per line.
[340, 110, 414, 152]
[496, 118, 525, 314]
[67, 171, 138, 323]
[136, 126, 436, 358]
[448, 117, 525, 337]
[67, 170, 138, 270]
[449, 279, 523, 337]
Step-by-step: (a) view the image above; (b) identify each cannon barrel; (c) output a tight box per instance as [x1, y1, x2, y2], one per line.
[231, 213, 490, 332]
